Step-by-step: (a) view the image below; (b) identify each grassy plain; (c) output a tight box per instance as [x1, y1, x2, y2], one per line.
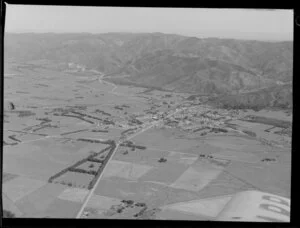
[3, 62, 292, 219]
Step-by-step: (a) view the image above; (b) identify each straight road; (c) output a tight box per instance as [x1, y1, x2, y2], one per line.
[75, 142, 120, 218]
[75, 106, 186, 218]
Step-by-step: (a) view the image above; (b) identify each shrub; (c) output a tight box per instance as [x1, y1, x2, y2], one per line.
[116, 207, 124, 213]
[122, 200, 134, 205]
[262, 158, 276, 162]
[135, 202, 146, 207]
[158, 158, 167, 163]
[88, 170, 97, 175]
[3, 210, 15, 218]
[135, 145, 146, 150]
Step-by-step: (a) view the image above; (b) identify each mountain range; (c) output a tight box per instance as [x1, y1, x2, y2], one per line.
[4, 32, 293, 109]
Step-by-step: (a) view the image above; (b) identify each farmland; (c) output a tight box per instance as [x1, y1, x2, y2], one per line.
[3, 61, 292, 220]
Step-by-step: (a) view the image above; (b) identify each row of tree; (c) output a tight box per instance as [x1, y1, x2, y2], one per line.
[48, 144, 113, 183]
[120, 140, 146, 150]
[68, 167, 97, 176]
[87, 143, 116, 189]
[87, 157, 105, 163]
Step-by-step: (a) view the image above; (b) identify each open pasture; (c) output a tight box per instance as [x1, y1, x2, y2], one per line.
[65, 128, 122, 140]
[85, 194, 121, 213]
[170, 164, 223, 192]
[14, 132, 48, 141]
[4, 112, 38, 130]
[3, 143, 69, 181]
[226, 120, 291, 147]
[41, 198, 82, 218]
[242, 109, 292, 122]
[54, 171, 95, 188]
[77, 161, 102, 172]
[194, 169, 256, 199]
[77, 143, 110, 156]
[211, 150, 260, 163]
[4, 61, 292, 219]
[112, 85, 146, 96]
[14, 183, 67, 217]
[204, 135, 268, 153]
[3, 172, 18, 183]
[94, 178, 200, 209]
[57, 120, 94, 131]
[114, 147, 169, 165]
[102, 160, 153, 181]
[163, 151, 199, 166]
[32, 138, 95, 160]
[226, 161, 291, 198]
[132, 128, 203, 152]
[139, 163, 189, 185]
[114, 147, 199, 167]
[3, 137, 99, 181]
[205, 136, 252, 151]
[5, 61, 24, 74]
[3, 176, 46, 202]
[57, 187, 89, 203]
[2, 193, 24, 217]
[32, 126, 63, 136]
[77, 79, 115, 92]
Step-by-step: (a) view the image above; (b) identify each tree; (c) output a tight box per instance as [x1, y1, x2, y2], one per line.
[3, 210, 15, 218]
[158, 158, 167, 163]
[135, 202, 146, 207]
[5, 101, 15, 111]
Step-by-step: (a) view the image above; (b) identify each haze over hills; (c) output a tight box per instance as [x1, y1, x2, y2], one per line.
[4, 32, 293, 109]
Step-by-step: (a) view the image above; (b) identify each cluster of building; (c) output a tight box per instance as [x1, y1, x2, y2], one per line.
[65, 62, 86, 72]
[159, 105, 241, 133]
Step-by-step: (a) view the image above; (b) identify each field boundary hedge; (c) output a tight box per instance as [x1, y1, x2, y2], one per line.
[48, 143, 113, 183]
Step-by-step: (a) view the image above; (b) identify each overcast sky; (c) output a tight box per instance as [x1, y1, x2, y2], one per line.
[5, 5, 293, 41]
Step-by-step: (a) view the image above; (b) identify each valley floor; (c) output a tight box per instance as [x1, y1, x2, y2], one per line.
[3, 62, 292, 221]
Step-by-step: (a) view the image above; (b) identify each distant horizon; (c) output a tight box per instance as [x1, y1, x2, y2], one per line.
[5, 5, 293, 42]
[5, 31, 293, 43]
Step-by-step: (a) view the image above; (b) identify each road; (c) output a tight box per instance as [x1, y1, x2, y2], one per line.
[6, 68, 186, 218]
[75, 106, 186, 218]
[98, 74, 142, 100]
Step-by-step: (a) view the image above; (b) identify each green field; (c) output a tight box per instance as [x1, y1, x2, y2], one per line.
[3, 62, 292, 219]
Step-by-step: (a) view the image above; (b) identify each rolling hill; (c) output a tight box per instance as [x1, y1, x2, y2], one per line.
[4, 32, 293, 109]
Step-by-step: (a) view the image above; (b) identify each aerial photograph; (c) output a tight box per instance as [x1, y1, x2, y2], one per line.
[3, 5, 293, 222]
